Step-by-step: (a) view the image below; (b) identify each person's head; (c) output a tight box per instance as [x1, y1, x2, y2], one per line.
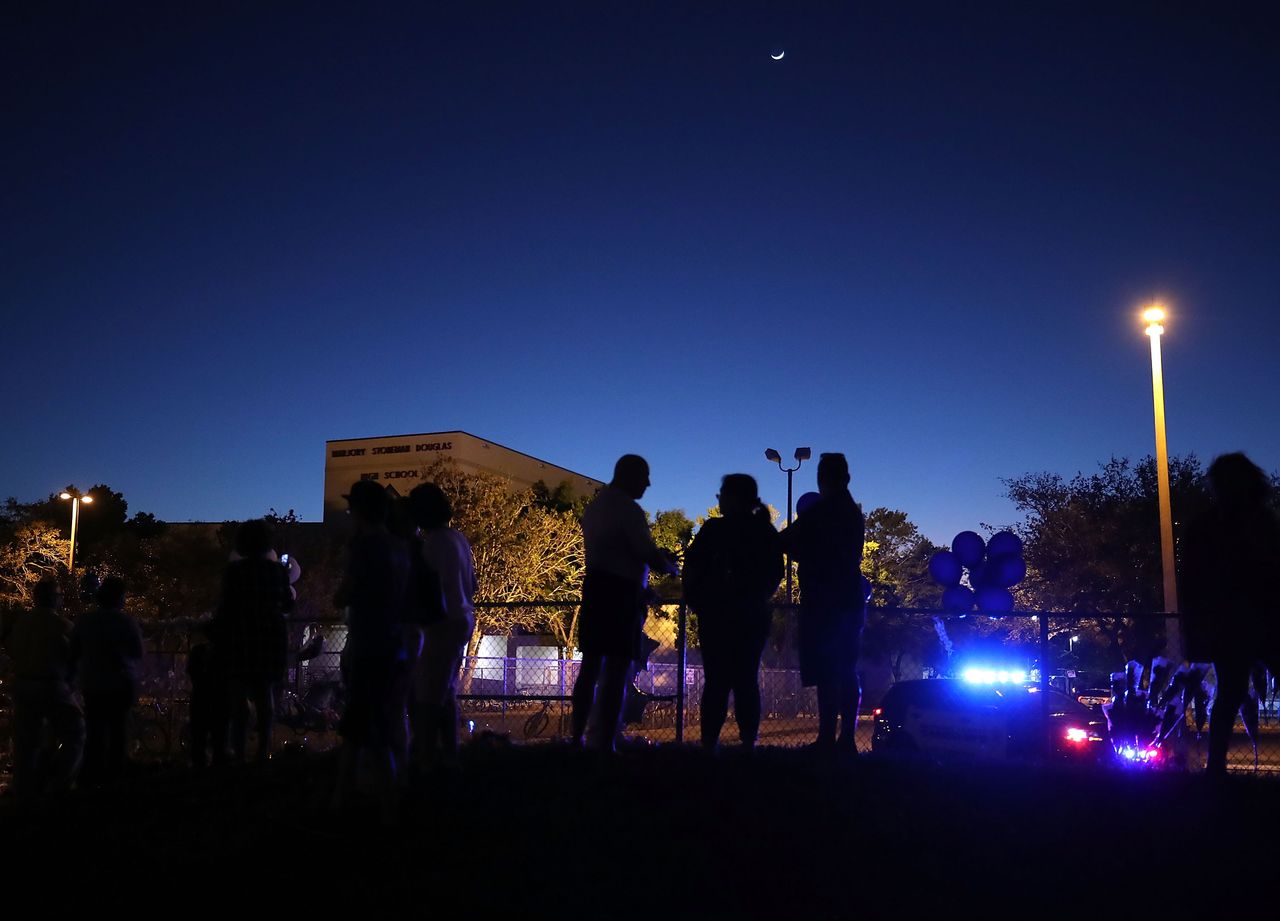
[612, 454, 650, 500]
[1207, 452, 1269, 509]
[33, 577, 62, 610]
[234, 518, 274, 558]
[408, 482, 453, 531]
[96, 576, 126, 612]
[717, 473, 761, 518]
[344, 479, 391, 525]
[816, 452, 850, 495]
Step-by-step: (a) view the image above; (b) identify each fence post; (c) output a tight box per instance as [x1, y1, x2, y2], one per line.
[1039, 612, 1051, 754]
[676, 599, 687, 744]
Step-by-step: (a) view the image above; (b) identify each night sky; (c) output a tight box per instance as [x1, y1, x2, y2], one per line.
[5, 3, 1278, 542]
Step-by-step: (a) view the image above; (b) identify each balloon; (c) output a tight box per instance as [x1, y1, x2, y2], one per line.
[928, 550, 963, 586]
[951, 531, 986, 568]
[988, 553, 1026, 589]
[968, 563, 995, 590]
[942, 585, 976, 611]
[987, 531, 1023, 559]
[861, 575, 873, 604]
[287, 556, 302, 585]
[796, 492, 821, 517]
[975, 586, 1015, 612]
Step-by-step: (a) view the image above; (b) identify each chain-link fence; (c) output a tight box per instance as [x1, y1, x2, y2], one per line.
[4, 604, 1276, 778]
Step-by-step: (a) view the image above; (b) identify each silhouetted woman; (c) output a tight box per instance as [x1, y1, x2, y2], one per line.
[683, 474, 783, 751]
[1182, 452, 1280, 774]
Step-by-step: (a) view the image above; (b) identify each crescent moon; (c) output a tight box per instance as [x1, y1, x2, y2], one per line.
[771, 51, 785, 60]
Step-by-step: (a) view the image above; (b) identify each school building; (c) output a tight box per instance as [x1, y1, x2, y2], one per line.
[322, 430, 604, 522]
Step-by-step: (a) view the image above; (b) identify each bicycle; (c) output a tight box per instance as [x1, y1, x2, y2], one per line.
[523, 699, 570, 740]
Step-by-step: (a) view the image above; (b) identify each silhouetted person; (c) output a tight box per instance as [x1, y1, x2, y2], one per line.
[187, 621, 229, 768]
[332, 480, 410, 821]
[3, 578, 84, 795]
[1182, 452, 1280, 775]
[70, 576, 143, 784]
[407, 482, 477, 769]
[781, 452, 866, 756]
[214, 519, 292, 763]
[572, 455, 678, 752]
[684, 474, 783, 751]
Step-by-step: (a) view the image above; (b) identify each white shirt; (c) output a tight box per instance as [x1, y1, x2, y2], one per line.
[581, 484, 662, 585]
[421, 527, 477, 630]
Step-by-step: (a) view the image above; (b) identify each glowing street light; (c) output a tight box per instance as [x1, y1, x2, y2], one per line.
[765, 446, 811, 602]
[59, 488, 94, 571]
[1142, 304, 1179, 631]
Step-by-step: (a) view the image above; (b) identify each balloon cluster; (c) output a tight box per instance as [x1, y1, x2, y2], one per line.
[928, 530, 1026, 612]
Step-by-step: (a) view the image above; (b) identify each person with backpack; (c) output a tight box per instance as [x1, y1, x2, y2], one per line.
[683, 474, 784, 752]
[407, 482, 477, 768]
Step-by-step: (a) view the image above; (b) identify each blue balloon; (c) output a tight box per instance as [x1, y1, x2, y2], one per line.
[987, 531, 1023, 559]
[861, 575, 873, 604]
[942, 585, 976, 612]
[968, 562, 996, 590]
[795, 491, 821, 517]
[951, 531, 986, 568]
[928, 550, 963, 586]
[975, 586, 1015, 612]
[988, 553, 1027, 589]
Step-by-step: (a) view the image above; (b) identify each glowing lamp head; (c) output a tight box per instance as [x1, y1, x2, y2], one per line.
[81, 495, 93, 504]
[1143, 305, 1166, 336]
[1065, 728, 1088, 744]
[60, 492, 72, 500]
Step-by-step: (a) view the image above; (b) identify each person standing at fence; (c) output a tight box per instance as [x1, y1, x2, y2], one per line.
[3, 577, 84, 796]
[1182, 452, 1280, 775]
[781, 452, 866, 757]
[332, 479, 410, 820]
[572, 455, 679, 752]
[683, 474, 783, 752]
[214, 519, 292, 763]
[407, 482, 477, 769]
[70, 576, 143, 784]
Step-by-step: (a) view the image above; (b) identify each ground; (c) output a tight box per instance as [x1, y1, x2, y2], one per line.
[0, 743, 1273, 915]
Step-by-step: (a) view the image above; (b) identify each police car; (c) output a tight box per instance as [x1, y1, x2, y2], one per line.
[871, 669, 1109, 763]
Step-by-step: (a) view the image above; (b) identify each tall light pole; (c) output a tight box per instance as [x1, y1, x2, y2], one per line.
[765, 446, 811, 602]
[59, 489, 94, 571]
[1143, 305, 1179, 644]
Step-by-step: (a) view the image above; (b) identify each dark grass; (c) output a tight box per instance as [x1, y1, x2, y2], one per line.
[1, 742, 1273, 915]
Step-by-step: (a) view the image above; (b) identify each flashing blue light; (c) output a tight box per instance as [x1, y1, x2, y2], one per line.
[961, 667, 1028, 685]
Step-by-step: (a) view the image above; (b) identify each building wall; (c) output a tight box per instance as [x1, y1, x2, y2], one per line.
[323, 430, 603, 521]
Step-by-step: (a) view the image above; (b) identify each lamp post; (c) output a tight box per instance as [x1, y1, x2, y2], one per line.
[765, 446, 811, 602]
[59, 489, 94, 571]
[1143, 305, 1179, 649]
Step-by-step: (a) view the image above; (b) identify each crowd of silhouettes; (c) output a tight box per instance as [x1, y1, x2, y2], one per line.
[2, 449, 1278, 801]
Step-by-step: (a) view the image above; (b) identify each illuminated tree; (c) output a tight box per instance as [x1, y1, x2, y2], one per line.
[0, 522, 68, 611]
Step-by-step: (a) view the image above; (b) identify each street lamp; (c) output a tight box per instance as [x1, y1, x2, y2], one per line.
[1143, 305, 1179, 639]
[765, 446, 811, 602]
[59, 489, 94, 571]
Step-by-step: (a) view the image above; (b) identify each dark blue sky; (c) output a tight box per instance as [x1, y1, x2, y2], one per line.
[4, 3, 1278, 542]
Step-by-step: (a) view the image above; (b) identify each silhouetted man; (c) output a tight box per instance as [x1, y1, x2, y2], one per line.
[1182, 452, 1280, 775]
[782, 452, 865, 756]
[332, 480, 410, 821]
[71, 576, 143, 784]
[4, 578, 84, 795]
[572, 455, 677, 752]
